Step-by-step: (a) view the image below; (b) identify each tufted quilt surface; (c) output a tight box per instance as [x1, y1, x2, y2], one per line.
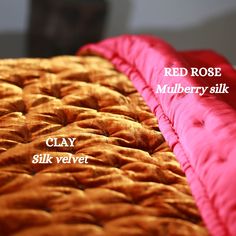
[0, 55, 208, 235]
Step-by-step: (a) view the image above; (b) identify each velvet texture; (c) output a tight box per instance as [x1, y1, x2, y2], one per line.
[0, 56, 207, 235]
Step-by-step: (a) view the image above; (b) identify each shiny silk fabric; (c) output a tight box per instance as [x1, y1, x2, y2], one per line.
[80, 35, 236, 236]
[0, 56, 208, 235]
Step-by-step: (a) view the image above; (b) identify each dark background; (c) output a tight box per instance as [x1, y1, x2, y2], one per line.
[0, 0, 235, 64]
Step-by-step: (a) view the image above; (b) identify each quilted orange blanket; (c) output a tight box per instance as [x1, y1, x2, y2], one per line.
[0, 56, 208, 235]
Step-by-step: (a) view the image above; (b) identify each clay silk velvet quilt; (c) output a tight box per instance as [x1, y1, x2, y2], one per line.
[0, 35, 235, 236]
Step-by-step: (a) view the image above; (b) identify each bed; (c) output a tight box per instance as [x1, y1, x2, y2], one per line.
[0, 35, 236, 236]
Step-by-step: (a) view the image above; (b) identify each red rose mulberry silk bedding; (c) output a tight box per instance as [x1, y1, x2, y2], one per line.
[79, 35, 236, 236]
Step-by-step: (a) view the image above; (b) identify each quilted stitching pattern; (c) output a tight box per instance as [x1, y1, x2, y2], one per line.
[0, 56, 208, 236]
[80, 35, 236, 236]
